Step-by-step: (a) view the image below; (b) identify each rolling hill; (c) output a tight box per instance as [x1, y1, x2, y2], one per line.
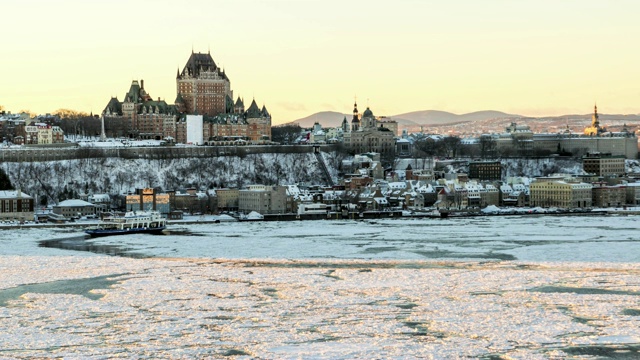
[285, 109, 518, 128]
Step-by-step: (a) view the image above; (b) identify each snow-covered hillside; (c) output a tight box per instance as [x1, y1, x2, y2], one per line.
[501, 158, 585, 178]
[2, 152, 343, 205]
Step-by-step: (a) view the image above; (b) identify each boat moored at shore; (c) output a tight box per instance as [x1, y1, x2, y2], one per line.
[84, 211, 167, 237]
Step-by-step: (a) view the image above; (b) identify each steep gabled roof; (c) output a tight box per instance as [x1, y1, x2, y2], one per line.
[245, 99, 262, 118]
[138, 100, 178, 115]
[180, 52, 217, 78]
[124, 81, 142, 103]
[103, 97, 122, 116]
[261, 105, 270, 117]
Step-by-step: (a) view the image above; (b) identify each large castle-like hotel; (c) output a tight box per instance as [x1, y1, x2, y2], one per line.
[103, 51, 271, 144]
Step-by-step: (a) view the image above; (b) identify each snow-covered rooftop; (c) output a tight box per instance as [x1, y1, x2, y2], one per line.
[55, 199, 94, 207]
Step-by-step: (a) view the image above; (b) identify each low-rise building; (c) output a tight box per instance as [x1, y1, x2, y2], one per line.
[89, 194, 111, 212]
[625, 182, 640, 205]
[468, 161, 502, 181]
[125, 188, 170, 214]
[238, 185, 287, 214]
[529, 177, 592, 208]
[53, 199, 96, 218]
[170, 189, 209, 214]
[0, 189, 34, 221]
[591, 183, 626, 208]
[480, 183, 500, 207]
[583, 153, 626, 177]
[216, 188, 239, 211]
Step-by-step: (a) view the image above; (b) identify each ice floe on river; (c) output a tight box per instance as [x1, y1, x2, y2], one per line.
[0, 216, 639, 358]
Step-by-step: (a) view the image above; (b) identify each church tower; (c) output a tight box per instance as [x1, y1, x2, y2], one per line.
[591, 104, 600, 128]
[584, 104, 605, 136]
[351, 102, 360, 131]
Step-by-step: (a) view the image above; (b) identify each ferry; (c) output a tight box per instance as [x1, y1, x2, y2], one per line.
[84, 210, 167, 237]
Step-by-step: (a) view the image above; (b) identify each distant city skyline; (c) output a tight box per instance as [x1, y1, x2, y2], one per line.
[2, 0, 640, 124]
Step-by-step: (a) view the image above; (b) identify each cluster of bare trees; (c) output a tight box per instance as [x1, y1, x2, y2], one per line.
[54, 110, 133, 139]
[413, 136, 464, 158]
[271, 124, 303, 145]
[413, 135, 558, 160]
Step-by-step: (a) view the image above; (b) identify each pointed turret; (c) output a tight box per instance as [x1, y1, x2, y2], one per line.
[261, 105, 270, 117]
[234, 97, 245, 114]
[245, 99, 262, 118]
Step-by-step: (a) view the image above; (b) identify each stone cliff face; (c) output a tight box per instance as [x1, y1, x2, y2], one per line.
[1, 152, 342, 206]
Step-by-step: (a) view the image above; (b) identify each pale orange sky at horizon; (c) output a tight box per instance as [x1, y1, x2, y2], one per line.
[2, 0, 640, 125]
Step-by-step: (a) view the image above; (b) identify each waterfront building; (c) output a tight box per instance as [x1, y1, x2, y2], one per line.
[53, 199, 96, 218]
[169, 188, 209, 214]
[480, 183, 500, 207]
[529, 177, 592, 208]
[624, 182, 640, 205]
[125, 188, 170, 214]
[591, 182, 626, 208]
[216, 188, 239, 211]
[238, 185, 287, 214]
[88, 194, 111, 212]
[0, 189, 34, 221]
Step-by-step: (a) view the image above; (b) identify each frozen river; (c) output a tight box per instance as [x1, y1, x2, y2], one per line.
[1, 215, 639, 358]
[33, 214, 640, 262]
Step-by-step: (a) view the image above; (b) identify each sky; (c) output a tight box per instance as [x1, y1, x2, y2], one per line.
[2, 0, 640, 124]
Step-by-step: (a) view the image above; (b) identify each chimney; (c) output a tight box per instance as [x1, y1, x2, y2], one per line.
[141, 79, 144, 89]
[16, 187, 21, 198]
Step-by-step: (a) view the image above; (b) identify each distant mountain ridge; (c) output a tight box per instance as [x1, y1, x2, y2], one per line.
[286, 110, 520, 128]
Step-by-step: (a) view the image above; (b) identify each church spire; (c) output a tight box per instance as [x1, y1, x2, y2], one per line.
[351, 99, 360, 131]
[592, 103, 599, 128]
[352, 101, 359, 121]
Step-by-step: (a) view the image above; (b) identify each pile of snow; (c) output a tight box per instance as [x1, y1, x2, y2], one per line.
[215, 214, 237, 222]
[481, 205, 500, 213]
[245, 211, 264, 220]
